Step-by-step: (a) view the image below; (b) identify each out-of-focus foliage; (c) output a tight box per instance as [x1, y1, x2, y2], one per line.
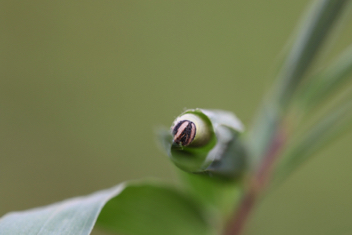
[1, 1, 352, 235]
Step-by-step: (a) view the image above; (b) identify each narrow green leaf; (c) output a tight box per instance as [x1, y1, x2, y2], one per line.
[0, 181, 214, 235]
[276, 0, 349, 107]
[275, 98, 352, 182]
[248, 0, 349, 166]
[272, 44, 352, 183]
[297, 44, 352, 112]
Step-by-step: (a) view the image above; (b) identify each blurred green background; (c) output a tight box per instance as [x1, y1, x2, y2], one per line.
[1, 1, 352, 235]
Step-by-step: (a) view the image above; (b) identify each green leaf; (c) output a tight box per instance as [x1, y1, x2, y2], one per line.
[297, 44, 352, 112]
[0, 181, 214, 235]
[272, 43, 352, 183]
[97, 181, 215, 235]
[248, 0, 349, 166]
[275, 0, 349, 107]
[180, 172, 242, 221]
[275, 98, 352, 183]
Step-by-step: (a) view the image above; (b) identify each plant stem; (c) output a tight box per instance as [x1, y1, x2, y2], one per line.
[223, 186, 257, 235]
[223, 1, 349, 234]
[224, 129, 286, 235]
[224, 1, 349, 234]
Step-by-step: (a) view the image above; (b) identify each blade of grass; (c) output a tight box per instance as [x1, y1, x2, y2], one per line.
[226, 1, 351, 234]
[272, 43, 352, 182]
[248, 0, 349, 166]
[297, 44, 352, 112]
[276, 0, 349, 107]
[274, 97, 352, 183]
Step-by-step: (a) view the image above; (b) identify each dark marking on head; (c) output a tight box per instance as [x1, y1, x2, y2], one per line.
[172, 120, 196, 146]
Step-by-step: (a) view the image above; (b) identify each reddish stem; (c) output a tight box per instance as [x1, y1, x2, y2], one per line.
[223, 186, 258, 235]
[223, 129, 286, 235]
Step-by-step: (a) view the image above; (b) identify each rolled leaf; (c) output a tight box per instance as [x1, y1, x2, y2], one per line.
[159, 108, 246, 179]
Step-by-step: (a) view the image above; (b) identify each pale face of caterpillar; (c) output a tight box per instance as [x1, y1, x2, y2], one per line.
[172, 120, 196, 146]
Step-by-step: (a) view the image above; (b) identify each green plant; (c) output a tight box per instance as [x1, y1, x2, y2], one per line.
[1, 0, 352, 234]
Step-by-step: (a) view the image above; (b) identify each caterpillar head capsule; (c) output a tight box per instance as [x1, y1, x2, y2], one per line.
[172, 120, 196, 146]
